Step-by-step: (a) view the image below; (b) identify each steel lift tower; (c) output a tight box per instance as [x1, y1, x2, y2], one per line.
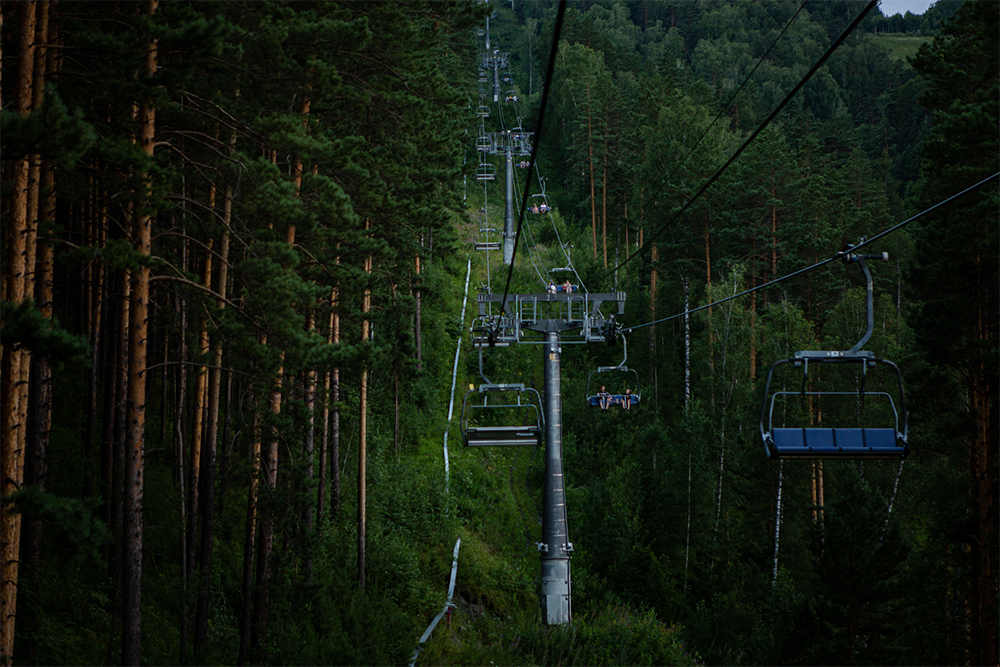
[477, 130, 533, 264]
[466, 289, 627, 623]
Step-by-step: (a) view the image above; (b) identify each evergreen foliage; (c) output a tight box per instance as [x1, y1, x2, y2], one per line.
[1, 0, 994, 664]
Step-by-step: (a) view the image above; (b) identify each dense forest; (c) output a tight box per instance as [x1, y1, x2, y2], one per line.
[1, 0, 996, 665]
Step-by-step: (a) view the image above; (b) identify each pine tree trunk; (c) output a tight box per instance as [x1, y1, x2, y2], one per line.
[970, 283, 996, 666]
[706, 210, 715, 402]
[1, 5, 36, 660]
[358, 229, 372, 589]
[195, 218, 230, 659]
[251, 162, 298, 659]
[770, 175, 778, 287]
[331, 277, 341, 516]
[749, 238, 757, 382]
[251, 363, 281, 662]
[415, 249, 422, 370]
[394, 351, 401, 453]
[238, 409, 261, 666]
[122, 6, 157, 663]
[187, 243, 213, 637]
[86, 185, 108, 499]
[20, 58, 54, 661]
[683, 272, 691, 408]
[303, 314, 317, 585]
[318, 287, 336, 527]
[587, 84, 597, 260]
[103, 270, 130, 577]
[648, 237, 658, 406]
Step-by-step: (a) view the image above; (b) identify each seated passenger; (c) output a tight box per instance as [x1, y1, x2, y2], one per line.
[597, 385, 611, 412]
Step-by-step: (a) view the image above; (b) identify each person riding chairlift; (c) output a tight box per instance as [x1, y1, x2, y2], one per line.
[621, 387, 632, 412]
[562, 280, 572, 294]
[597, 385, 611, 412]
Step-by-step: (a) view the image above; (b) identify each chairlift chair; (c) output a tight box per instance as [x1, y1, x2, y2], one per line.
[475, 227, 502, 252]
[529, 193, 550, 214]
[470, 315, 517, 347]
[759, 243, 908, 459]
[546, 245, 584, 294]
[585, 334, 640, 410]
[476, 162, 496, 181]
[461, 383, 543, 447]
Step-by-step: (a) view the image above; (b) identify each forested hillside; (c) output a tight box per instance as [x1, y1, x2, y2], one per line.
[1, 1, 996, 666]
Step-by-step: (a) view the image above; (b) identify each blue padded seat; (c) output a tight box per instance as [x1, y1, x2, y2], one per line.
[587, 394, 640, 408]
[769, 427, 902, 458]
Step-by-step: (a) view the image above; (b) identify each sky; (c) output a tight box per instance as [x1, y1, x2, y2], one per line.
[878, 0, 937, 16]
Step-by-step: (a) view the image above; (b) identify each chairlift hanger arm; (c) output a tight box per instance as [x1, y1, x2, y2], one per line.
[836, 238, 889, 354]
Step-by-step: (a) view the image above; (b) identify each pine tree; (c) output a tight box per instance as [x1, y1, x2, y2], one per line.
[908, 3, 999, 664]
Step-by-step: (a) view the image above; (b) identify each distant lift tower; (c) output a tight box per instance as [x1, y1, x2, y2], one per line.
[479, 130, 533, 264]
[481, 49, 508, 103]
[467, 289, 627, 623]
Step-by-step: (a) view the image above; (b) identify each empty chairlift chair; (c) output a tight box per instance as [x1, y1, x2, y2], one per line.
[474, 227, 502, 252]
[476, 162, 496, 181]
[759, 243, 909, 459]
[461, 384, 543, 447]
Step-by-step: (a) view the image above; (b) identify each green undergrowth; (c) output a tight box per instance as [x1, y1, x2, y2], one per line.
[418, 603, 703, 666]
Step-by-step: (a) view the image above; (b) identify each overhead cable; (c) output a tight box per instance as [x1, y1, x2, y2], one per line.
[604, 0, 879, 281]
[623, 172, 1000, 333]
[498, 0, 567, 314]
[651, 0, 808, 205]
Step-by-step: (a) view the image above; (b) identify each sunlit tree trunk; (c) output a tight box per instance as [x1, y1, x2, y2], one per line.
[122, 5, 158, 663]
[1, 5, 37, 660]
[19, 9, 53, 656]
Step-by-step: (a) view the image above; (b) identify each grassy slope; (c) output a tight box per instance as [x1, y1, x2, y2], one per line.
[871, 34, 932, 62]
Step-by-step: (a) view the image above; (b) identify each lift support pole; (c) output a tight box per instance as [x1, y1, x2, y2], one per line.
[540, 330, 571, 623]
[474, 290, 627, 625]
[503, 144, 515, 265]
